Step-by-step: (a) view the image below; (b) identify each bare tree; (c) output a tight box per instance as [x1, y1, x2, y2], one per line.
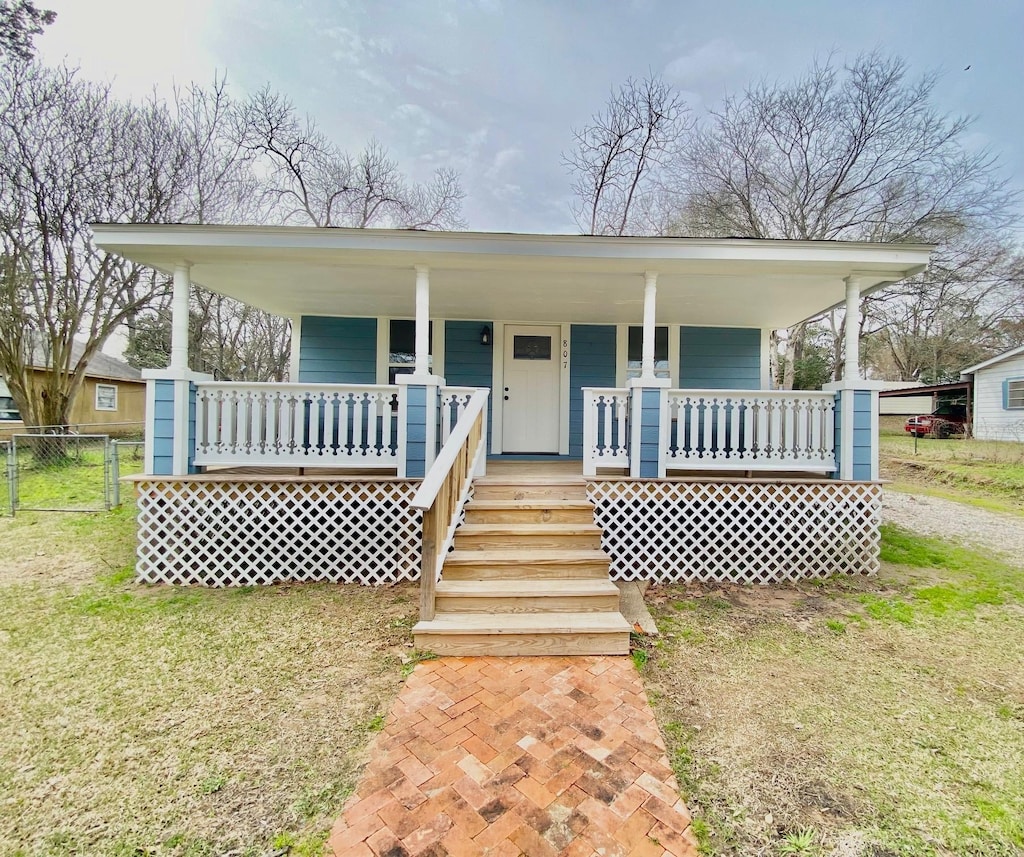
[564, 74, 692, 235]
[236, 86, 465, 229]
[667, 52, 1019, 384]
[0, 63, 194, 433]
[679, 52, 1014, 243]
[0, 0, 54, 62]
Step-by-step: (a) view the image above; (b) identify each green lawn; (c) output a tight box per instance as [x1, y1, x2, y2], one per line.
[643, 525, 1024, 857]
[880, 434, 1024, 512]
[0, 504, 417, 856]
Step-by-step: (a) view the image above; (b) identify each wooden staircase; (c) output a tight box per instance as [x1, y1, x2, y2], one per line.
[412, 475, 631, 656]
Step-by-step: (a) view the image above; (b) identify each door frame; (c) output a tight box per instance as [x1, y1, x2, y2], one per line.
[491, 321, 570, 455]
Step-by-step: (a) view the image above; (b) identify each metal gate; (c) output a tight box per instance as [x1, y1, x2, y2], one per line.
[4, 433, 113, 514]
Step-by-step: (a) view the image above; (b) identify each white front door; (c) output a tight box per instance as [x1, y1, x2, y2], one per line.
[502, 325, 561, 453]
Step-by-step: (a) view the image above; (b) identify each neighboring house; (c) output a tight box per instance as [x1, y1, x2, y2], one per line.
[93, 224, 932, 655]
[961, 345, 1024, 442]
[0, 341, 146, 437]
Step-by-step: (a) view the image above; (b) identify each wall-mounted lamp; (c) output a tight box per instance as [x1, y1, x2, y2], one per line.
[480, 324, 491, 346]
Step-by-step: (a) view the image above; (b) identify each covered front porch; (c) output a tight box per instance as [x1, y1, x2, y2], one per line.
[96, 225, 930, 650]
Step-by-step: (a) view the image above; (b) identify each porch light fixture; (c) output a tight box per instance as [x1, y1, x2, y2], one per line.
[480, 325, 491, 346]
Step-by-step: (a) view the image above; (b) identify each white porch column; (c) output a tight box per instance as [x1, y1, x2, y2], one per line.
[170, 262, 191, 372]
[844, 275, 861, 381]
[641, 270, 658, 380]
[414, 265, 430, 376]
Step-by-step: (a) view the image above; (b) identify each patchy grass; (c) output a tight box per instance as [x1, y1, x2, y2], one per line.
[645, 525, 1024, 857]
[880, 434, 1024, 511]
[0, 504, 415, 856]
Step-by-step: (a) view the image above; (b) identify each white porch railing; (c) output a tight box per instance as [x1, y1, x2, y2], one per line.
[194, 383, 400, 468]
[439, 386, 478, 446]
[665, 389, 836, 471]
[582, 388, 631, 475]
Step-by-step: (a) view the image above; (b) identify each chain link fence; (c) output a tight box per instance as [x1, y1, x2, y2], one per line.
[0, 428, 146, 516]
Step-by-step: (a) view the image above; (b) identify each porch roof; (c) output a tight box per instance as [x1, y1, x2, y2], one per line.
[91, 224, 933, 328]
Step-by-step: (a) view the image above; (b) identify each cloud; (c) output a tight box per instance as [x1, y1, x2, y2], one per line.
[664, 38, 756, 86]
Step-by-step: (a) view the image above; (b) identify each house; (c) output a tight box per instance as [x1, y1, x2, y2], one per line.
[92, 224, 932, 655]
[0, 341, 146, 438]
[961, 345, 1024, 442]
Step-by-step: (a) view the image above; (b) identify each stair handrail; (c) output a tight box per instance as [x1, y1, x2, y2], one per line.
[411, 388, 490, 621]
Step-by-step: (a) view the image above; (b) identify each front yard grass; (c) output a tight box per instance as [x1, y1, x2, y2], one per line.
[0, 504, 416, 856]
[643, 524, 1024, 856]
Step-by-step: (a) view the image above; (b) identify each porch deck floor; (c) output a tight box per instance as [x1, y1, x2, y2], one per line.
[327, 655, 698, 857]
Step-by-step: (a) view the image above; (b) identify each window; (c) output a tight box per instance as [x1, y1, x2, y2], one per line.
[0, 395, 19, 421]
[626, 326, 670, 380]
[95, 383, 118, 411]
[388, 319, 432, 384]
[1007, 378, 1024, 409]
[512, 335, 552, 360]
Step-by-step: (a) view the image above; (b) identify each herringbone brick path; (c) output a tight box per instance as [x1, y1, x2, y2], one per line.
[328, 656, 698, 857]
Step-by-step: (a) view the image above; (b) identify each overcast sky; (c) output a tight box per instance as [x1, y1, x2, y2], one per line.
[36, 0, 1024, 235]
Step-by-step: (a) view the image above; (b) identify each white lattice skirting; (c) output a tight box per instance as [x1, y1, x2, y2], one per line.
[587, 480, 882, 583]
[135, 480, 421, 586]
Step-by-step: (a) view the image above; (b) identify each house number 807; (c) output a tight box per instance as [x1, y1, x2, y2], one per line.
[562, 339, 569, 368]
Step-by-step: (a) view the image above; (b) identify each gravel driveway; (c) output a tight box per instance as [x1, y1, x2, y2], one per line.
[883, 489, 1024, 564]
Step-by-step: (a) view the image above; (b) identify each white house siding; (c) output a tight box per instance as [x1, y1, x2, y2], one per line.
[972, 354, 1024, 442]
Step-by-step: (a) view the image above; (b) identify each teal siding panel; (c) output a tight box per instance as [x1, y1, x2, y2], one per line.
[445, 321, 494, 450]
[570, 325, 617, 459]
[298, 316, 377, 384]
[680, 327, 761, 389]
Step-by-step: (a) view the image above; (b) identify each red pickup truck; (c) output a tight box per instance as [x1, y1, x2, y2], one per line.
[904, 404, 968, 438]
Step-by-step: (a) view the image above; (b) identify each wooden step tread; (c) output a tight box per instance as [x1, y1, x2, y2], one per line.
[446, 549, 609, 565]
[466, 499, 594, 509]
[457, 523, 601, 535]
[413, 611, 632, 635]
[435, 579, 619, 597]
[475, 477, 586, 482]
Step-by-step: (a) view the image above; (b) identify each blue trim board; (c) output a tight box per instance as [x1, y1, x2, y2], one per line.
[569, 325, 616, 458]
[298, 316, 377, 383]
[680, 327, 760, 389]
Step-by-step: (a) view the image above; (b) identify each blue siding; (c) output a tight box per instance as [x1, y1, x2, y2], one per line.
[151, 379, 175, 474]
[851, 389, 873, 479]
[298, 316, 377, 383]
[569, 325, 617, 459]
[444, 321, 494, 449]
[404, 384, 428, 478]
[679, 327, 761, 389]
[638, 388, 661, 478]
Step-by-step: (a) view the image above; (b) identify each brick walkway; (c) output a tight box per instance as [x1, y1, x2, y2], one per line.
[328, 656, 699, 857]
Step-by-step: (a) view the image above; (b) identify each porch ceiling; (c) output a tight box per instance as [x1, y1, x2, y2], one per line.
[91, 224, 933, 329]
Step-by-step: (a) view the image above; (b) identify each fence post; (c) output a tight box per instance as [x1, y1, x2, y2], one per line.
[6, 441, 16, 516]
[111, 440, 121, 507]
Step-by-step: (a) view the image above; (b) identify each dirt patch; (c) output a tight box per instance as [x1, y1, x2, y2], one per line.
[0, 514, 119, 588]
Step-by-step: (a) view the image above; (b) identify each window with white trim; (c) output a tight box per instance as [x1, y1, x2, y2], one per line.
[1007, 378, 1024, 409]
[626, 326, 670, 380]
[95, 383, 118, 411]
[388, 319, 432, 384]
